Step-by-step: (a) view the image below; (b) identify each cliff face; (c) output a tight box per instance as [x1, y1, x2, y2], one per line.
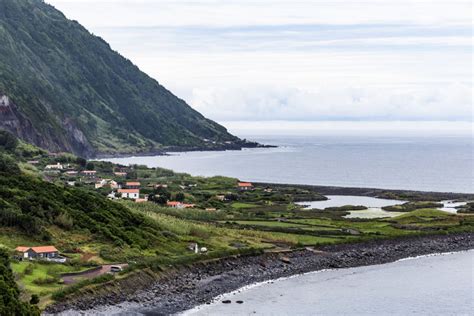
[0, 0, 240, 157]
[0, 91, 95, 156]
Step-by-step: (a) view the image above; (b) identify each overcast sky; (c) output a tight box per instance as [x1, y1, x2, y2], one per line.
[47, 0, 472, 127]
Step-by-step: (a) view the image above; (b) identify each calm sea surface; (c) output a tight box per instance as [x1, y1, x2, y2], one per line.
[184, 251, 473, 316]
[105, 136, 473, 193]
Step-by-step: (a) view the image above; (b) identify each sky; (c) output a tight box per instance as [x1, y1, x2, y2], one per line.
[46, 0, 472, 134]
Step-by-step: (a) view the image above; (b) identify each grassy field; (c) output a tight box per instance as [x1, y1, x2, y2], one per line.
[231, 202, 260, 209]
[11, 261, 86, 303]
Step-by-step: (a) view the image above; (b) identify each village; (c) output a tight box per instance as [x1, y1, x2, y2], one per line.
[28, 155, 258, 210]
[11, 154, 263, 268]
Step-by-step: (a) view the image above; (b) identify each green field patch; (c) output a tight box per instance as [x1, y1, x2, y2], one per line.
[232, 220, 309, 228]
[231, 202, 259, 209]
[12, 262, 84, 297]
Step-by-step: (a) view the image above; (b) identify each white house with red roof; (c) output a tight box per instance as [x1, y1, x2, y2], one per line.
[118, 188, 140, 200]
[166, 201, 195, 209]
[238, 182, 254, 190]
[82, 170, 97, 177]
[15, 246, 59, 260]
[125, 181, 141, 189]
[45, 163, 63, 170]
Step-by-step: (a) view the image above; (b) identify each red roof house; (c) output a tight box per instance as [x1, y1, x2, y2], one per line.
[238, 182, 254, 190]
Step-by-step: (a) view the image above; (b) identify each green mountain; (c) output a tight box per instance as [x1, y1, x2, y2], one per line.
[0, 0, 246, 157]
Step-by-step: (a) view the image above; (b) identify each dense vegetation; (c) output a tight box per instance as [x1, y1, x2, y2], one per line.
[0, 0, 241, 157]
[0, 154, 166, 249]
[0, 248, 39, 315]
[382, 201, 444, 212]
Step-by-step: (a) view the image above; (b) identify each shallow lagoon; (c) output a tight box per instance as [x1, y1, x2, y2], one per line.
[296, 195, 405, 209]
[296, 195, 406, 219]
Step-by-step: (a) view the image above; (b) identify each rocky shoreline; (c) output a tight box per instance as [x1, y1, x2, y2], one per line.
[46, 233, 473, 315]
[94, 142, 276, 160]
[257, 182, 474, 201]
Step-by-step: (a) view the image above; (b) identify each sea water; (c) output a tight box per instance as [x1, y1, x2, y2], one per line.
[105, 135, 473, 193]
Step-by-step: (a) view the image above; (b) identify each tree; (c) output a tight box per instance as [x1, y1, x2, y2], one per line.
[0, 248, 40, 315]
[86, 162, 95, 170]
[175, 192, 185, 202]
[76, 157, 87, 167]
[0, 154, 21, 175]
[0, 130, 18, 152]
[30, 295, 39, 305]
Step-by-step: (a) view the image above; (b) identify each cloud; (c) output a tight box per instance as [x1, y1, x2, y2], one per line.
[189, 83, 472, 121]
[46, 0, 473, 123]
[48, 0, 472, 28]
[221, 120, 474, 137]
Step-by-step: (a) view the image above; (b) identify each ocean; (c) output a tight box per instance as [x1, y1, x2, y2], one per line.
[105, 135, 473, 193]
[184, 251, 473, 315]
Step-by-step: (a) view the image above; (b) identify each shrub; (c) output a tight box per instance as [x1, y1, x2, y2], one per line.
[0, 130, 18, 152]
[54, 213, 74, 230]
[33, 276, 59, 285]
[24, 264, 34, 275]
[30, 295, 40, 305]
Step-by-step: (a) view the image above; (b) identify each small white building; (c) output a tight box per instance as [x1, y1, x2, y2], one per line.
[82, 170, 97, 177]
[45, 163, 63, 170]
[0, 95, 10, 106]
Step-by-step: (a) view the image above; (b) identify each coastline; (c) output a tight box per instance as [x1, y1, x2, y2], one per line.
[184, 249, 473, 315]
[255, 182, 474, 201]
[93, 142, 276, 160]
[46, 232, 473, 315]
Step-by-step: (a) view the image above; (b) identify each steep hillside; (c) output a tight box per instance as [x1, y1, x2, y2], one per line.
[0, 0, 245, 157]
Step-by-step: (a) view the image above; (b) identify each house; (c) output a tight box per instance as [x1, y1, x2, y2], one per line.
[82, 170, 97, 177]
[205, 208, 217, 211]
[216, 195, 226, 201]
[118, 189, 140, 200]
[95, 179, 106, 189]
[65, 171, 78, 176]
[238, 182, 253, 190]
[114, 172, 127, 177]
[15, 246, 59, 260]
[166, 201, 195, 208]
[27, 160, 39, 165]
[135, 198, 148, 203]
[107, 192, 117, 200]
[155, 184, 168, 189]
[45, 163, 63, 170]
[95, 179, 119, 189]
[167, 201, 183, 208]
[0, 95, 9, 106]
[108, 180, 119, 189]
[126, 181, 140, 189]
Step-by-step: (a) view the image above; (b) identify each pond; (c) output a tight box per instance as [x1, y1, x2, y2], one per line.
[297, 195, 406, 218]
